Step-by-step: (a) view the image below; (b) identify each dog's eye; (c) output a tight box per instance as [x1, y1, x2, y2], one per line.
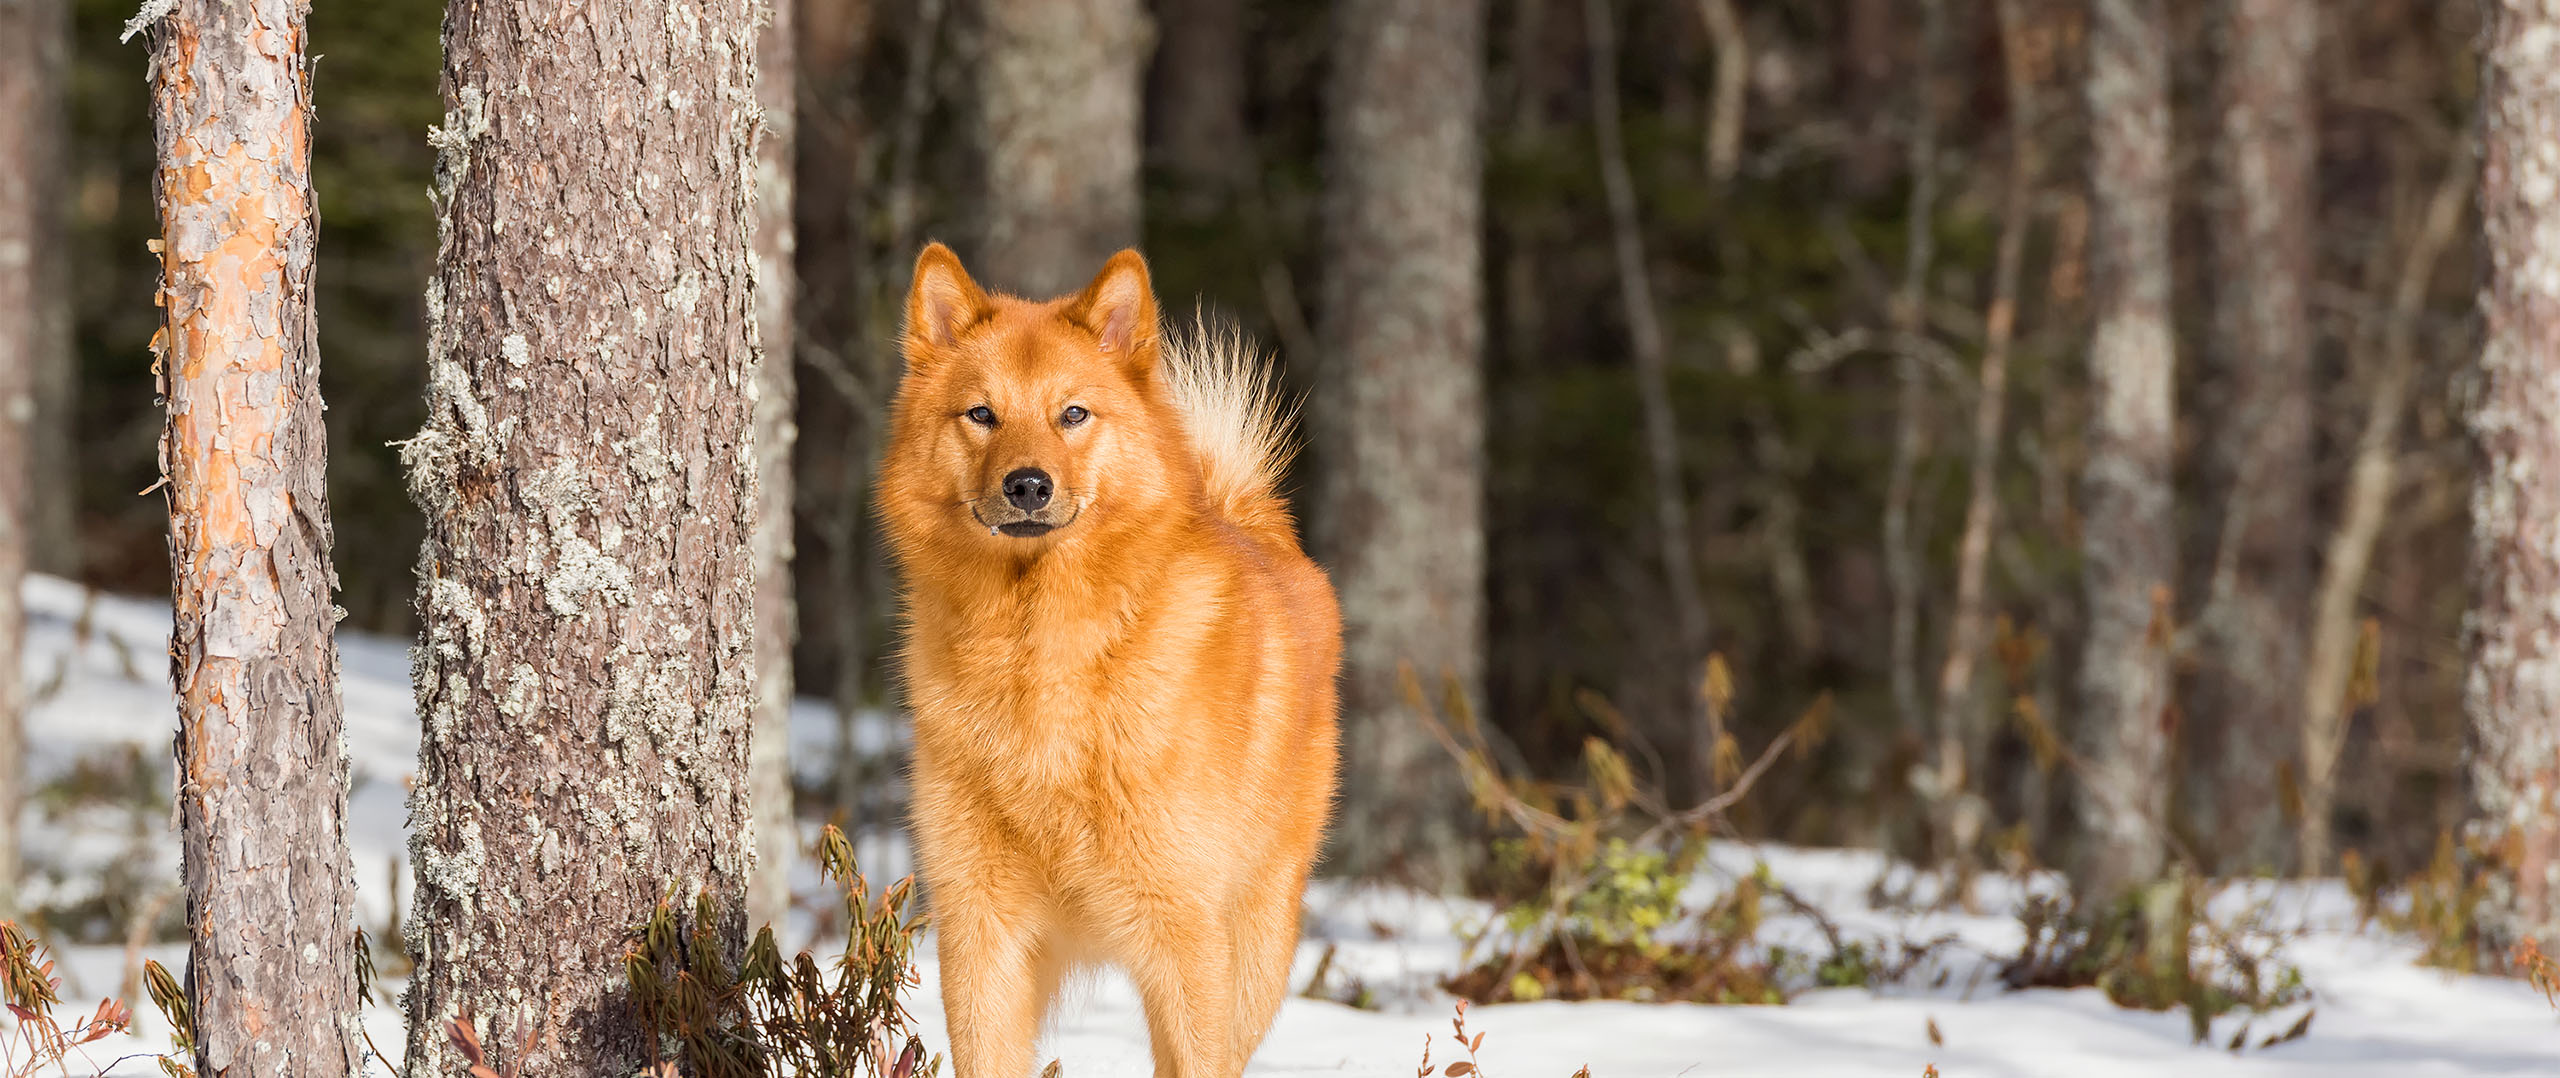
[965, 405, 996, 426]
[1060, 405, 1090, 427]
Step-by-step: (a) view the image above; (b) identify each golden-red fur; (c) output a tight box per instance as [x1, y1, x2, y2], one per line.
[881, 243, 1341, 1078]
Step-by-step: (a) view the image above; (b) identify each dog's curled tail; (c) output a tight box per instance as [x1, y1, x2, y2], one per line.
[1163, 315, 1298, 539]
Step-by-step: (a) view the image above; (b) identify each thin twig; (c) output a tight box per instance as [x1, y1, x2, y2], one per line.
[1882, 0, 1947, 746]
[1925, 0, 2038, 903]
[1695, 0, 1748, 186]
[2298, 142, 2473, 871]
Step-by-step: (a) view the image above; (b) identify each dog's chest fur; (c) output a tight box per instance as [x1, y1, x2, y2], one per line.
[906, 552, 1237, 860]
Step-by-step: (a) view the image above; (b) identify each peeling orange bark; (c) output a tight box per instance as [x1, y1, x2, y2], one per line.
[142, 2, 360, 1076]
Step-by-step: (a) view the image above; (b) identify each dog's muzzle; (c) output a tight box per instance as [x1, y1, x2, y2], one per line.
[970, 496, 1077, 538]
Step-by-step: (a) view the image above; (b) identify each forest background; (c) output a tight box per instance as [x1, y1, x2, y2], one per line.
[10, 0, 2494, 921]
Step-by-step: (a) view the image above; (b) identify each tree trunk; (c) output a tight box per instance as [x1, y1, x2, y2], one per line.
[751, 0, 801, 935]
[2189, 0, 2317, 875]
[140, 1, 362, 1073]
[3, 0, 74, 584]
[2070, 0, 2176, 904]
[975, 0, 1146, 296]
[2467, 0, 2560, 958]
[1312, 0, 1485, 887]
[399, 0, 760, 1071]
[1146, 0, 1252, 204]
[0, 0, 66, 915]
[1585, 0, 1711, 801]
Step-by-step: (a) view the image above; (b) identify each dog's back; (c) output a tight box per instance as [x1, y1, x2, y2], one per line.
[880, 244, 1340, 1078]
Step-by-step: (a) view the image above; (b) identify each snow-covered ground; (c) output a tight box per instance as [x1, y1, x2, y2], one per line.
[19, 579, 2559, 1075]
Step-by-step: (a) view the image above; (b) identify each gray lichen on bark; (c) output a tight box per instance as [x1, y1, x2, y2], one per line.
[400, 1, 761, 1073]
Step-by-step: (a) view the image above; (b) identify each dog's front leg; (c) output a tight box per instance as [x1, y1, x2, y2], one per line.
[937, 892, 1053, 1078]
[1131, 906, 1239, 1078]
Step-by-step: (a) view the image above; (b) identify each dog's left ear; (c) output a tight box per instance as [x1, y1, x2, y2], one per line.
[1067, 249, 1159, 376]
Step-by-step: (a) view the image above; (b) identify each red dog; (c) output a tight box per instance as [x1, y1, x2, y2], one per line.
[881, 243, 1341, 1078]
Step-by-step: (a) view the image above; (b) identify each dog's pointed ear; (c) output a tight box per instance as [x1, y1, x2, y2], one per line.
[903, 242, 989, 364]
[1067, 249, 1159, 374]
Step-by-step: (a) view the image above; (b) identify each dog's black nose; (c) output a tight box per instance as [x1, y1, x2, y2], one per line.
[1003, 468, 1053, 511]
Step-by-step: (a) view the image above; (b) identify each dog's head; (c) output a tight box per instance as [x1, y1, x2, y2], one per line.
[880, 243, 1191, 559]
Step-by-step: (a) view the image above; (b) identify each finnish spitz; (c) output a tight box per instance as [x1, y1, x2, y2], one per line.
[881, 243, 1342, 1078]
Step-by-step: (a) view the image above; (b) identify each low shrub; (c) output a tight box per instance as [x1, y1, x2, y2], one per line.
[1409, 661, 1850, 1005]
[620, 824, 938, 1078]
[2000, 877, 2311, 1049]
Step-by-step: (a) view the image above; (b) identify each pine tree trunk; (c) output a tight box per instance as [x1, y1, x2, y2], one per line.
[2190, 0, 2316, 875]
[751, 0, 801, 936]
[975, 0, 1145, 296]
[140, 1, 362, 1073]
[1312, 0, 1485, 887]
[398, 0, 760, 1071]
[1146, 0, 1251, 204]
[2468, 0, 2560, 958]
[2, 0, 73, 584]
[2071, 0, 2176, 904]
[0, 0, 63, 915]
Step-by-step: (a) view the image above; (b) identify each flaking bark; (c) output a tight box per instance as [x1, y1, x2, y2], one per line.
[2070, 0, 2177, 904]
[1312, 0, 1487, 887]
[2467, 0, 2560, 957]
[398, 0, 761, 1072]
[142, 0, 362, 1073]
